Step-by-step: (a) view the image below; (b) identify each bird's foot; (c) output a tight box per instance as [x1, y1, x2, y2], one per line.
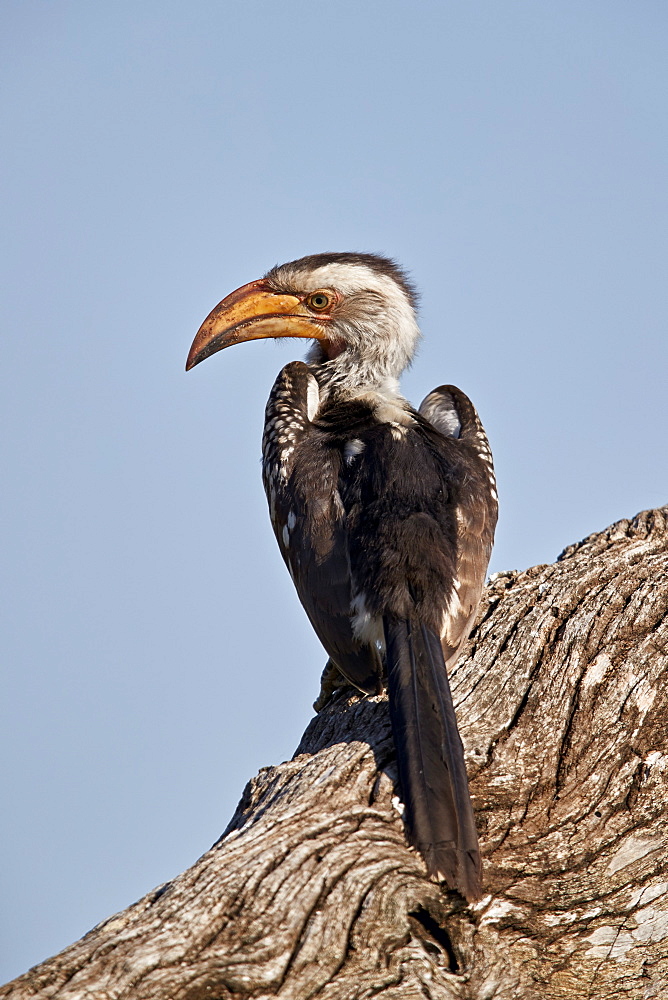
[313, 659, 351, 712]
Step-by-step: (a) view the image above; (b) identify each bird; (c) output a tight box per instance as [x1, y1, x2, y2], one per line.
[186, 252, 498, 901]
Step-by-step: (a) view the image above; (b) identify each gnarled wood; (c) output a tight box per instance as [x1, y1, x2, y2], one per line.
[3, 508, 667, 999]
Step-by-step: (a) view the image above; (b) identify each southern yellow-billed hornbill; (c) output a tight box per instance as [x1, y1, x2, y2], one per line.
[186, 252, 497, 900]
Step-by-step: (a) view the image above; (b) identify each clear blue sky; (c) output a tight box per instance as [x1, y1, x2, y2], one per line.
[1, 0, 666, 981]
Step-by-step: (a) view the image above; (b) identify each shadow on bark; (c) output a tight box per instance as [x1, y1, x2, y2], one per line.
[2, 508, 667, 1000]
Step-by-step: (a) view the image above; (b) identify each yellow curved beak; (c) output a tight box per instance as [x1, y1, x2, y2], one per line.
[186, 279, 327, 371]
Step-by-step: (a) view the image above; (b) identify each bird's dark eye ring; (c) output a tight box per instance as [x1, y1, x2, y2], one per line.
[307, 291, 332, 311]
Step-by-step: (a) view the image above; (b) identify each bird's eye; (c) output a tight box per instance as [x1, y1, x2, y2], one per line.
[307, 291, 332, 312]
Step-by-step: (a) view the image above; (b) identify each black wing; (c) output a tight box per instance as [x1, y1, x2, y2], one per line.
[262, 362, 381, 693]
[419, 384, 498, 666]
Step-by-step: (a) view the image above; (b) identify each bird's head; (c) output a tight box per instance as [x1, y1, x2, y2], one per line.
[186, 252, 421, 395]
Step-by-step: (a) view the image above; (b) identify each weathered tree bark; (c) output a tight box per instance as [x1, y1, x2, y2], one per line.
[3, 508, 667, 1000]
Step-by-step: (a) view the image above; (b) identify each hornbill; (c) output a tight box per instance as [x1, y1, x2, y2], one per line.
[186, 252, 497, 900]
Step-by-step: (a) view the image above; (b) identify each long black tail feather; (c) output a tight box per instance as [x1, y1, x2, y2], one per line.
[384, 616, 481, 901]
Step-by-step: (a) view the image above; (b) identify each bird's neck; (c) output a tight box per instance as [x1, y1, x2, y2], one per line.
[308, 354, 402, 403]
[305, 335, 411, 402]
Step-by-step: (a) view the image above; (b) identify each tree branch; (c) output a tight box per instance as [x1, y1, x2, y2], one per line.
[3, 508, 667, 999]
